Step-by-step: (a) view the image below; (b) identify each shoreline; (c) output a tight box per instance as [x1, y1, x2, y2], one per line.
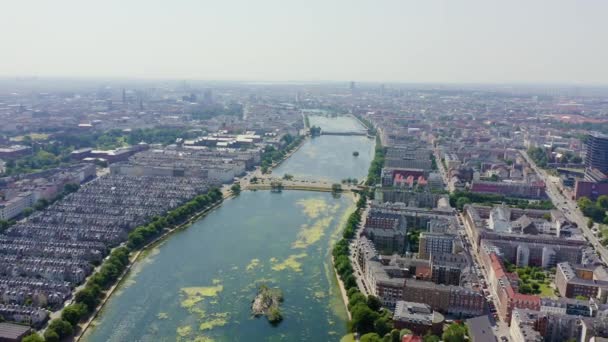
[74, 195, 231, 341]
[328, 194, 357, 323]
[270, 135, 308, 170]
[332, 256, 352, 321]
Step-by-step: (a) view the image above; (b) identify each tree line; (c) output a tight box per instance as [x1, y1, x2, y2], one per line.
[332, 193, 396, 341]
[450, 191, 554, 211]
[366, 136, 385, 188]
[260, 134, 304, 173]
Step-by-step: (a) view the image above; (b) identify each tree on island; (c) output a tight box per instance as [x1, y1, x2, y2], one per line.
[268, 306, 283, 324]
[252, 284, 284, 325]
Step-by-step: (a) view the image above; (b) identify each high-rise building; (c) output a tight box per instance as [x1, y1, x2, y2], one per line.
[418, 232, 455, 260]
[585, 133, 608, 174]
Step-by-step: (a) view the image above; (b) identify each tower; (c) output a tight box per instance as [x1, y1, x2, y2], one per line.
[585, 133, 608, 174]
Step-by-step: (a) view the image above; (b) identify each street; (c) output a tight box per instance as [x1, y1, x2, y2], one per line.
[521, 151, 608, 265]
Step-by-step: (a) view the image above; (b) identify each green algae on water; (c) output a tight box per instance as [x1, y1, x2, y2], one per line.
[296, 197, 329, 219]
[270, 253, 307, 272]
[292, 216, 333, 249]
[246, 258, 261, 271]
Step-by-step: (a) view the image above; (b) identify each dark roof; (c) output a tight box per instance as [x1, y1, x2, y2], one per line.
[0, 322, 31, 339]
[466, 315, 494, 342]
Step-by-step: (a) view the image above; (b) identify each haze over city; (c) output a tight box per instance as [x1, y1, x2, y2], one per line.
[2, 2, 608, 342]
[2, 0, 608, 83]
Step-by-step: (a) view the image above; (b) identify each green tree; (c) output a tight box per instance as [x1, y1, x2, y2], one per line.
[373, 317, 392, 336]
[578, 197, 593, 211]
[63, 183, 80, 193]
[366, 295, 382, 312]
[423, 332, 441, 342]
[43, 329, 60, 342]
[598, 195, 608, 210]
[22, 334, 45, 342]
[34, 199, 49, 210]
[61, 302, 88, 325]
[75, 287, 100, 312]
[443, 322, 468, 342]
[399, 329, 413, 340]
[389, 329, 401, 342]
[230, 183, 241, 195]
[350, 303, 379, 334]
[360, 333, 383, 342]
[310, 126, 322, 136]
[456, 197, 471, 210]
[348, 292, 367, 309]
[0, 220, 10, 232]
[48, 319, 73, 338]
[22, 208, 33, 217]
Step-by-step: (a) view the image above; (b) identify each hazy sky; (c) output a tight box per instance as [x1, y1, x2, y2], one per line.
[1, 0, 607, 83]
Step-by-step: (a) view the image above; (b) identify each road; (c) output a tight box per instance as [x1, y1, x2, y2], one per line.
[520, 150, 608, 265]
[350, 204, 373, 297]
[458, 212, 512, 341]
[434, 148, 451, 186]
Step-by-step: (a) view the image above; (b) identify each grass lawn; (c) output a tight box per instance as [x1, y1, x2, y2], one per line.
[539, 283, 555, 298]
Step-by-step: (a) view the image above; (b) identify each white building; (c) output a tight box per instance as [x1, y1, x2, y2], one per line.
[489, 204, 512, 233]
[0, 192, 34, 220]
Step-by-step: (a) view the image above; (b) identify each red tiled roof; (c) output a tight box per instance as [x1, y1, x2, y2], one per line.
[402, 335, 423, 342]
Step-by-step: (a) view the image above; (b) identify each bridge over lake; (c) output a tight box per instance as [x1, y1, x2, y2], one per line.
[320, 130, 368, 136]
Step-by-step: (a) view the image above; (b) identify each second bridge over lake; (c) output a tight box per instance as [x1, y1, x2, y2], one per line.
[319, 130, 367, 136]
[243, 175, 364, 192]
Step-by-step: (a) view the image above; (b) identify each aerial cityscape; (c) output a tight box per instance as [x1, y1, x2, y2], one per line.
[1, 1, 608, 342]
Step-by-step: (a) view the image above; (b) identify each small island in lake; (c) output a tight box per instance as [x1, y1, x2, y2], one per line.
[251, 284, 284, 325]
[352, 151, 359, 156]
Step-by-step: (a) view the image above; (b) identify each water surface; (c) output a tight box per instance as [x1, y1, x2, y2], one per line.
[273, 135, 374, 182]
[308, 115, 367, 133]
[84, 191, 354, 342]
